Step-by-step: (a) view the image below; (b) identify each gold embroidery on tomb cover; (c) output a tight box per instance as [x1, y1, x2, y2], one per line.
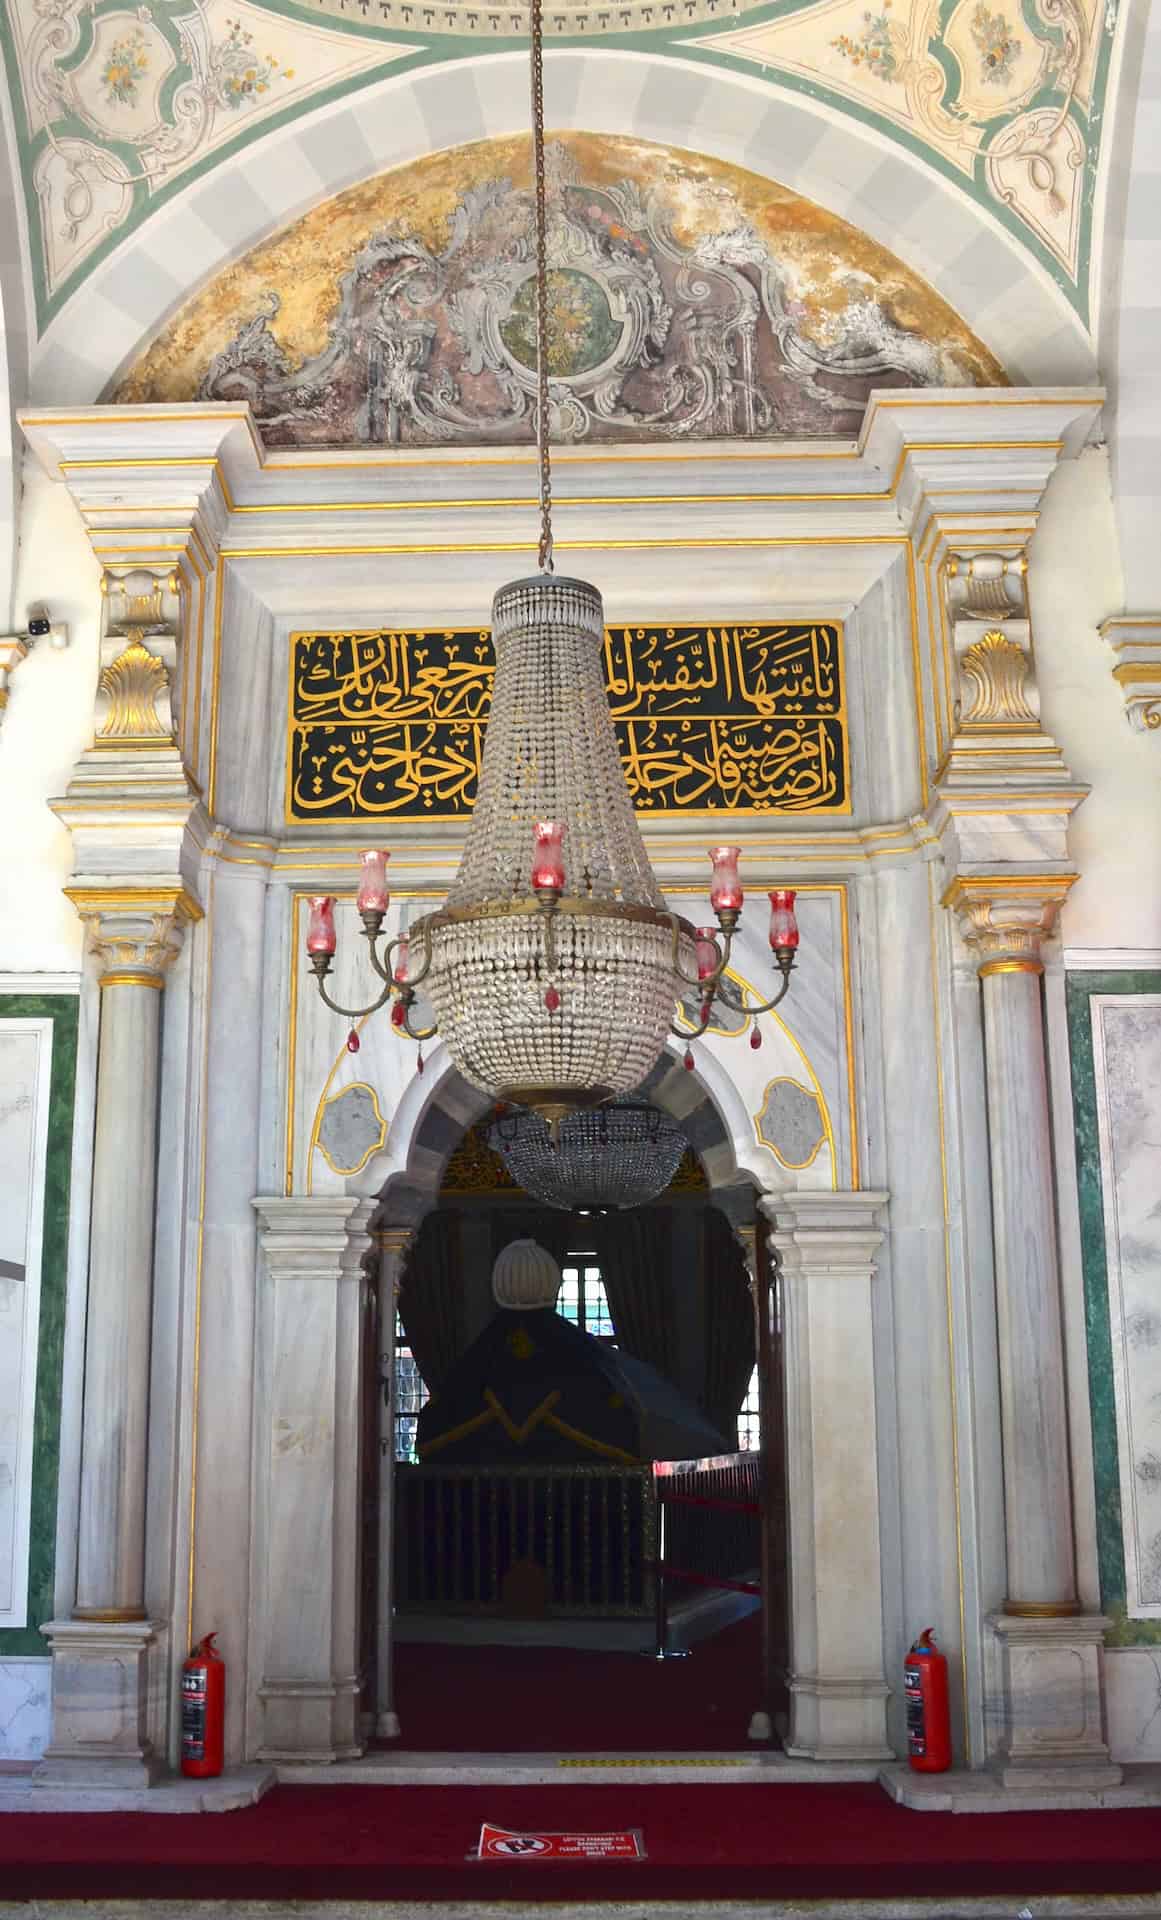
[287, 619, 848, 820]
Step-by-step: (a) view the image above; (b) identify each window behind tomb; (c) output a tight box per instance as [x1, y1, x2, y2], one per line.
[737, 1364, 761, 1452]
[394, 1308, 429, 1463]
[558, 1254, 615, 1341]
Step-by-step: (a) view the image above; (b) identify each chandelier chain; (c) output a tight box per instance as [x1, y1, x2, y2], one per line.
[530, 0, 554, 574]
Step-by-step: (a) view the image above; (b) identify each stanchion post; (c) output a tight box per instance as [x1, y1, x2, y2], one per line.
[645, 1486, 690, 1661]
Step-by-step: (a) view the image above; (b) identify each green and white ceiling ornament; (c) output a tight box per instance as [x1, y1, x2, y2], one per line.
[0, 0, 1125, 333]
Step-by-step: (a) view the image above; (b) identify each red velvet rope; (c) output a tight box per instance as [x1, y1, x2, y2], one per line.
[656, 1490, 761, 1515]
[645, 1561, 762, 1597]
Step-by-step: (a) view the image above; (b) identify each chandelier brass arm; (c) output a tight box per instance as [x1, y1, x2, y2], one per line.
[307, 952, 396, 1022]
[731, 951, 797, 1017]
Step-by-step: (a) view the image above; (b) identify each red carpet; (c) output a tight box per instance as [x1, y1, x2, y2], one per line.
[392, 1611, 767, 1750]
[3, 1783, 1161, 1902]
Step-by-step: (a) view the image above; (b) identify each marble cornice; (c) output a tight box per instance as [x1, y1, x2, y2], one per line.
[253, 1195, 365, 1277]
[18, 390, 1105, 564]
[759, 1188, 890, 1276]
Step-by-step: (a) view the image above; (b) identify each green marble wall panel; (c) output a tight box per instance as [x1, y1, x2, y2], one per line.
[0, 994, 78, 1658]
[1067, 969, 1161, 1647]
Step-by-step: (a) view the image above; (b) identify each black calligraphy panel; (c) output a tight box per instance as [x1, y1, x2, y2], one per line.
[287, 622, 848, 820]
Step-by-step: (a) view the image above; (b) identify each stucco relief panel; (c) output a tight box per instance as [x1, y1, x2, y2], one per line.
[114, 133, 1003, 442]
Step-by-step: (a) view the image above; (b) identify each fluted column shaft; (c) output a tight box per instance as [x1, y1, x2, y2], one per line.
[70, 895, 198, 1619]
[980, 957, 1077, 1611]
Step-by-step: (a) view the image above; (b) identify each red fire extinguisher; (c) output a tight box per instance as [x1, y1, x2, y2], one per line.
[181, 1633, 225, 1778]
[904, 1628, 951, 1773]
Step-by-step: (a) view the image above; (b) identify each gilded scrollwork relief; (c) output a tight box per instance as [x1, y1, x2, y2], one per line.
[960, 628, 1039, 725]
[944, 552, 1040, 730]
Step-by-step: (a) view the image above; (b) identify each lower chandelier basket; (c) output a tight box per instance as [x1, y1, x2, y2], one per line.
[417, 900, 699, 1126]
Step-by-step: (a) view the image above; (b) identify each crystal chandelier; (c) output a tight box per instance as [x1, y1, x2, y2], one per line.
[305, 0, 804, 1124]
[488, 1098, 688, 1212]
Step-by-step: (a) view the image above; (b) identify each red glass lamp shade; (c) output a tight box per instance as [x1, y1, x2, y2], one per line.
[695, 926, 720, 981]
[393, 934, 411, 984]
[531, 820, 566, 894]
[709, 844, 743, 913]
[306, 896, 337, 956]
[357, 848, 390, 915]
[768, 888, 799, 951]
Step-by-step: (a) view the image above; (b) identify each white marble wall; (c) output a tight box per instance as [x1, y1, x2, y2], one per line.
[1092, 993, 1161, 1617]
[1106, 1646, 1161, 1761]
[0, 1018, 52, 1631]
[0, 1658, 51, 1759]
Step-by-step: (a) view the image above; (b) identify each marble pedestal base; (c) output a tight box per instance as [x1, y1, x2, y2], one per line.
[783, 1674, 894, 1763]
[257, 1676, 363, 1764]
[988, 1612, 1122, 1790]
[33, 1619, 161, 1788]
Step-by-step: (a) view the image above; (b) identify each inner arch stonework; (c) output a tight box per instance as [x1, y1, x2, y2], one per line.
[112, 131, 1004, 445]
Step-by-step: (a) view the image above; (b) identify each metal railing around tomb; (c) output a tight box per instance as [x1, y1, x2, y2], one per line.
[394, 1452, 761, 1618]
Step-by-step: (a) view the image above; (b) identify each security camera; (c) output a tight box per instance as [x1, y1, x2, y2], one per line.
[25, 604, 69, 649]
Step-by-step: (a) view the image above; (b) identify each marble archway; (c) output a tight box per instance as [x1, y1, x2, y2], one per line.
[355, 1043, 890, 1761]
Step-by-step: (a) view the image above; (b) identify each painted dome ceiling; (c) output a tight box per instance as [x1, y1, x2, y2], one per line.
[113, 133, 1003, 446]
[0, 0, 1121, 336]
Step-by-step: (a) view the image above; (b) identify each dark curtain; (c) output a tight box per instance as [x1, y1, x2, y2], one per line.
[490, 1207, 572, 1271]
[397, 1212, 466, 1395]
[595, 1209, 675, 1381]
[702, 1206, 757, 1445]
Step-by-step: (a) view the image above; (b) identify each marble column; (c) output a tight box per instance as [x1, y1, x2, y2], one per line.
[36, 890, 200, 1787]
[947, 881, 1120, 1788]
[251, 1194, 368, 1762]
[374, 1225, 412, 1740]
[760, 1190, 893, 1762]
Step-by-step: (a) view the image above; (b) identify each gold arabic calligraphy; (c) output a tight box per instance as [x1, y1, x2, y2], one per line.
[287, 622, 848, 818]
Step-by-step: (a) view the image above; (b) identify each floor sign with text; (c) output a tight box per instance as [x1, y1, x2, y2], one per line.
[476, 1823, 646, 1860]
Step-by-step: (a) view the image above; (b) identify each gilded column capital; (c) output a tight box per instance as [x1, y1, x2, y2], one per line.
[1100, 615, 1161, 734]
[941, 873, 1076, 972]
[65, 884, 203, 984]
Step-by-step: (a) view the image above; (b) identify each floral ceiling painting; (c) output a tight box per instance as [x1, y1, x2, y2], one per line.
[0, 0, 1122, 332]
[113, 133, 1003, 445]
[707, 0, 1108, 285]
[0, 0, 416, 315]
